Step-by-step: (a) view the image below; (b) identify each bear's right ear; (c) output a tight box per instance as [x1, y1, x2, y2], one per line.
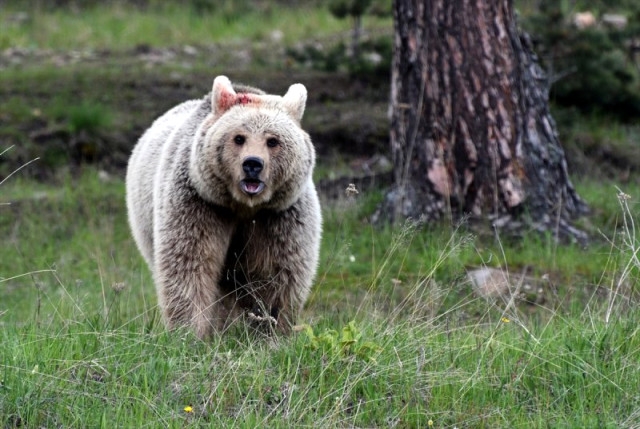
[212, 75, 237, 116]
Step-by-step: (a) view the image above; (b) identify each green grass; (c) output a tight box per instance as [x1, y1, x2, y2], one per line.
[1, 171, 149, 322]
[2, 2, 640, 427]
[4, 305, 639, 427]
[2, 169, 640, 427]
[0, 2, 390, 51]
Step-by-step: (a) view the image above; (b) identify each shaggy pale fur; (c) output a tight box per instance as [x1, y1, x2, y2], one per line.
[126, 76, 322, 338]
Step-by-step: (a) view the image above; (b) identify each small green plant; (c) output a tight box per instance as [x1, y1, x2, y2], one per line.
[300, 320, 382, 362]
[66, 102, 113, 134]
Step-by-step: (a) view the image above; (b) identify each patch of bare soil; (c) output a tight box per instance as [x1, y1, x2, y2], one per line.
[0, 45, 391, 184]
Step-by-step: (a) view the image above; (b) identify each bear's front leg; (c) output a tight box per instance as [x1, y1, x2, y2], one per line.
[154, 199, 235, 339]
[246, 196, 321, 335]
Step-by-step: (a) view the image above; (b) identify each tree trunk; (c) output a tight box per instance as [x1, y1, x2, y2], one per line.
[377, 0, 589, 242]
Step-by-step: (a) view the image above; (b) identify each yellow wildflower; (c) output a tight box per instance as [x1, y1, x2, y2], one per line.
[184, 405, 193, 413]
[501, 317, 510, 323]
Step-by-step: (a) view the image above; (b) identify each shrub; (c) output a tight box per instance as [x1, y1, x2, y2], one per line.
[520, 0, 640, 121]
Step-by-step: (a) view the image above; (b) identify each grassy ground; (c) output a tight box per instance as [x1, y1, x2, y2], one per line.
[2, 170, 639, 427]
[2, 2, 640, 428]
[0, 1, 390, 51]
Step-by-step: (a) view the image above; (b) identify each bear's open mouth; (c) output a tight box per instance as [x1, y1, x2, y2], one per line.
[240, 179, 265, 196]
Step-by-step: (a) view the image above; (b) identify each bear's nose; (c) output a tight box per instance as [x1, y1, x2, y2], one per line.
[242, 157, 264, 178]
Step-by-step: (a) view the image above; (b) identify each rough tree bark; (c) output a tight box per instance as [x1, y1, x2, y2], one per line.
[377, 0, 589, 242]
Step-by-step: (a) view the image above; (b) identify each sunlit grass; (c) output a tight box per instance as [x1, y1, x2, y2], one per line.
[0, 2, 391, 51]
[1, 169, 640, 426]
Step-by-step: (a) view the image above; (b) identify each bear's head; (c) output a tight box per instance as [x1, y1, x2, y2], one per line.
[190, 76, 315, 214]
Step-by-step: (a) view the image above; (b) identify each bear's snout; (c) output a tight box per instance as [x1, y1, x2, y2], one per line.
[242, 156, 264, 179]
[240, 156, 266, 196]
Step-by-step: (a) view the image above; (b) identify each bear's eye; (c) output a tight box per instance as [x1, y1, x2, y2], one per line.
[266, 137, 279, 148]
[234, 135, 246, 145]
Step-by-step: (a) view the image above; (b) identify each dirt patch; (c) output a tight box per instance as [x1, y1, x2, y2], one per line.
[0, 45, 391, 182]
[3, 44, 637, 188]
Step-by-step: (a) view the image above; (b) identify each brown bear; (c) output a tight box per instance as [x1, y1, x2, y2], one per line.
[126, 76, 322, 339]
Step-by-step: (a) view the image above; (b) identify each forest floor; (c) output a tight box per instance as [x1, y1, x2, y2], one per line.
[0, 43, 392, 184]
[2, 41, 638, 190]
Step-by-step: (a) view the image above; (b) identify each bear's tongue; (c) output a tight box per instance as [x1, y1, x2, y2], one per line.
[241, 180, 265, 196]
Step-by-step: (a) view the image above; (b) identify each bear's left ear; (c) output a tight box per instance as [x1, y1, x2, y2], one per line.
[282, 83, 307, 123]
